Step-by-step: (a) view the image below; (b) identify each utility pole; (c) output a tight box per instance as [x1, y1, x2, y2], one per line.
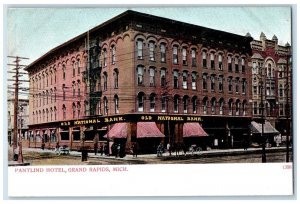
[7, 56, 29, 163]
[259, 62, 266, 163]
[285, 45, 291, 162]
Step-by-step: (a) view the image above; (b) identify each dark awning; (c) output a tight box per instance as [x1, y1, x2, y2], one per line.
[137, 122, 165, 138]
[104, 122, 128, 139]
[183, 123, 208, 137]
[250, 121, 280, 134]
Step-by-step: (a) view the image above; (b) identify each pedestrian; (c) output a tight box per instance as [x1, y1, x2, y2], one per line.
[99, 143, 104, 156]
[116, 144, 121, 158]
[55, 142, 60, 154]
[167, 143, 171, 156]
[41, 138, 45, 150]
[132, 142, 138, 158]
[93, 134, 99, 155]
[157, 143, 163, 157]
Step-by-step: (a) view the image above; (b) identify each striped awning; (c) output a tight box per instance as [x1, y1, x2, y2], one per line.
[137, 122, 165, 138]
[183, 123, 208, 137]
[250, 121, 280, 134]
[104, 122, 128, 138]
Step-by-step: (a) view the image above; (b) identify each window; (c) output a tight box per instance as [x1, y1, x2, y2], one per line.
[192, 49, 197, 67]
[174, 95, 179, 113]
[137, 40, 143, 59]
[72, 82, 75, 97]
[114, 69, 119, 88]
[43, 91, 45, 105]
[192, 97, 197, 114]
[236, 101, 240, 115]
[236, 78, 239, 93]
[253, 85, 257, 95]
[203, 98, 208, 114]
[50, 108, 53, 121]
[241, 58, 245, 73]
[150, 94, 155, 112]
[77, 81, 81, 97]
[182, 48, 187, 65]
[77, 59, 81, 75]
[62, 84, 66, 101]
[271, 81, 275, 96]
[210, 75, 215, 91]
[149, 41, 155, 61]
[267, 64, 271, 78]
[183, 71, 188, 89]
[173, 70, 179, 89]
[114, 95, 119, 114]
[137, 93, 144, 112]
[54, 107, 57, 120]
[62, 64, 66, 80]
[72, 103, 76, 118]
[54, 87, 57, 102]
[252, 62, 257, 74]
[279, 103, 284, 115]
[173, 46, 178, 64]
[161, 96, 166, 113]
[149, 67, 155, 87]
[103, 49, 107, 67]
[50, 71, 53, 85]
[219, 99, 224, 115]
[192, 72, 197, 90]
[103, 97, 108, 115]
[77, 103, 81, 118]
[50, 89, 53, 104]
[242, 79, 246, 94]
[203, 74, 207, 90]
[111, 45, 116, 64]
[211, 98, 216, 114]
[137, 66, 144, 85]
[235, 57, 239, 73]
[242, 101, 247, 115]
[46, 90, 49, 104]
[183, 96, 188, 113]
[202, 51, 207, 68]
[218, 76, 223, 92]
[103, 72, 108, 91]
[218, 54, 223, 70]
[279, 84, 284, 97]
[97, 101, 101, 115]
[46, 109, 49, 122]
[63, 105, 66, 120]
[228, 100, 233, 115]
[161, 69, 166, 87]
[210, 53, 215, 69]
[228, 77, 233, 92]
[160, 43, 166, 62]
[73, 61, 76, 77]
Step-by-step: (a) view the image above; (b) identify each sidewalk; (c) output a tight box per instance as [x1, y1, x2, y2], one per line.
[19, 146, 290, 162]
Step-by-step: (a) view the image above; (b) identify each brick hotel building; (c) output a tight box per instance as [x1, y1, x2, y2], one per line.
[25, 10, 254, 153]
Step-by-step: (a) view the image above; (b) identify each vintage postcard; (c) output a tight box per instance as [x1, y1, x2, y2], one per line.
[5, 5, 294, 198]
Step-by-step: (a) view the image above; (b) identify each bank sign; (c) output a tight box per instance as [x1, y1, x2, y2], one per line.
[60, 114, 202, 126]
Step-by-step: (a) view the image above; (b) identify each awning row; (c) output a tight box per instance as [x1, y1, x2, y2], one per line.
[250, 121, 280, 135]
[104, 122, 208, 139]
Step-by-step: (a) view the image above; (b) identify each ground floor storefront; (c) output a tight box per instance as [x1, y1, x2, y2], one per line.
[26, 114, 256, 154]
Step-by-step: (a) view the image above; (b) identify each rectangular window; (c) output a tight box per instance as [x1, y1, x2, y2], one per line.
[183, 72, 188, 89]
[173, 71, 179, 89]
[211, 76, 215, 91]
[253, 102, 258, 115]
[137, 67, 144, 85]
[203, 74, 207, 90]
[192, 73, 197, 90]
[218, 76, 223, 92]
[149, 68, 155, 86]
[228, 78, 232, 92]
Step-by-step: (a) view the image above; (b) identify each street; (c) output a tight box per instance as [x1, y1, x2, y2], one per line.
[10, 147, 293, 166]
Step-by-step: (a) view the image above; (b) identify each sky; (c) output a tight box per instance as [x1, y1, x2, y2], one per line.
[7, 6, 292, 65]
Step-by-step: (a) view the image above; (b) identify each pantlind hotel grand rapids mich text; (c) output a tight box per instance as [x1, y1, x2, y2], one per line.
[24, 10, 292, 154]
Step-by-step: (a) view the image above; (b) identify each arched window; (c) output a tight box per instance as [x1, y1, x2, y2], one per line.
[210, 53, 215, 69]
[42, 109, 45, 122]
[228, 99, 233, 115]
[103, 49, 107, 67]
[149, 67, 155, 87]
[72, 103, 76, 118]
[210, 75, 215, 91]
[203, 97, 208, 114]
[235, 56, 239, 73]
[137, 92, 145, 112]
[191, 49, 197, 67]
[111, 45, 116, 64]
[54, 106, 57, 120]
[173, 45, 178, 64]
[149, 41, 155, 61]
[161, 95, 167, 113]
[50, 108, 53, 121]
[113, 69, 119, 88]
[103, 72, 108, 91]
[62, 105, 66, 120]
[211, 98, 216, 114]
[241, 58, 245, 73]
[228, 77, 233, 92]
[202, 50, 207, 68]
[219, 98, 224, 115]
[183, 95, 189, 114]
[192, 72, 197, 90]
[242, 78, 246, 94]
[242, 100, 247, 115]
[160, 68, 166, 87]
[103, 97, 108, 115]
[46, 108, 49, 122]
[160, 43, 166, 62]
[192, 96, 197, 114]
[174, 95, 179, 113]
[54, 87, 57, 102]
[150, 93, 155, 112]
[77, 81, 81, 97]
[72, 82, 75, 97]
[137, 65, 144, 85]
[235, 100, 240, 115]
[182, 71, 188, 89]
[218, 54, 223, 70]
[114, 95, 119, 114]
[77, 59, 81, 75]
[236, 77, 239, 93]
[203, 74, 207, 90]
[173, 70, 179, 89]
[62, 84, 66, 101]
[97, 100, 101, 115]
[72, 61, 76, 77]
[182, 47, 187, 65]
[62, 64, 66, 80]
[46, 90, 49, 104]
[137, 39, 143, 59]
